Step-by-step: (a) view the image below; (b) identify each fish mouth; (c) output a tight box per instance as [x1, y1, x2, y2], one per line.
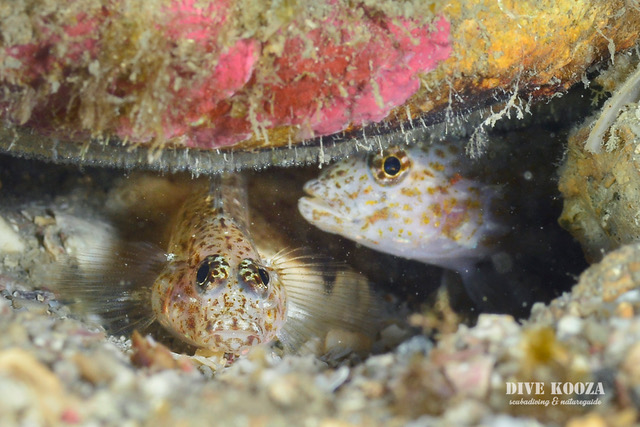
[299, 180, 354, 230]
[209, 320, 263, 339]
[298, 196, 353, 232]
[211, 329, 260, 341]
[210, 327, 263, 350]
[300, 179, 321, 202]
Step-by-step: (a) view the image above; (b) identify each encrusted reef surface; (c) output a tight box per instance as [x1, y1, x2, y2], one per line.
[560, 53, 640, 263]
[1, 0, 639, 173]
[1, 81, 640, 425]
[0, 173, 635, 426]
[3, 3, 640, 426]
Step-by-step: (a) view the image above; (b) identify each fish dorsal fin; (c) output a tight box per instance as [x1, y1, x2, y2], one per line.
[210, 173, 250, 233]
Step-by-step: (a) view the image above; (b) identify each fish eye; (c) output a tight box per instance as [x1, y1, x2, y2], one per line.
[383, 155, 402, 176]
[239, 259, 270, 297]
[368, 147, 411, 185]
[196, 262, 210, 287]
[195, 255, 229, 292]
[258, 267, 270, 285]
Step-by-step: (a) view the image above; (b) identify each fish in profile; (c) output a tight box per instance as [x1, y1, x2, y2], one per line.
[298, 141, 511, 306]
[52, 173, 380, 359]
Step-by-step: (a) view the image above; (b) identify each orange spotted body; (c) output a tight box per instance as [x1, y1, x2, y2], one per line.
[298, 142, 509, 273]
[151, 175, 287, 354]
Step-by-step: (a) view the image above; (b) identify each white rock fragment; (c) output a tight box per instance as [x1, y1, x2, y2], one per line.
[471, 314, 520, 343]
[443, 355, 495, 399]
[267, 374, 302, 407]
[395, 335, 432, 357]
[0, 215, 25, 254]
[315, 365, 349, 393]
[378, 323, 410, 347]
[557, 315, 583, 339]
[142, 371, 182, 403]
[615, 288, 640, 303]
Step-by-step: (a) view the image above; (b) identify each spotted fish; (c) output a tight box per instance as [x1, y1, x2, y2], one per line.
[149, 174, 288, 354]
[298, 141, 510, 301]
[53, 173, 379, 358]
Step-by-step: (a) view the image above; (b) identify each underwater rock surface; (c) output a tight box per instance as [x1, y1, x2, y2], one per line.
[0, 85, 624, 424]
[1, 3, 640, 425]
[0, 165, 637, 425]
[559, 54, 640, 263]
[1, 0, 639, 173]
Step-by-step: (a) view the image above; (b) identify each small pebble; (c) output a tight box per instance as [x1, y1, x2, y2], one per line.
[557, 315, 583, 339]
[315, 366, 350, 393]
[0, 216, 24, 254]
[565, 413, 607, 427]
[267, 375, 303, 407]
[615, 301, 634, 318]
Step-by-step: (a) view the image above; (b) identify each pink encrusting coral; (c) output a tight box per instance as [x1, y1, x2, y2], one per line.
[253, 15, 452, 141]
[4, 12, 100, 84]
[159, 0, 259, 114]
[138, 0, 260, 143]
[0, 1, 451, 149]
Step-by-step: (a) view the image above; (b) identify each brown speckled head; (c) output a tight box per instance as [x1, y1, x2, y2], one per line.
[151, 175, 287, 355]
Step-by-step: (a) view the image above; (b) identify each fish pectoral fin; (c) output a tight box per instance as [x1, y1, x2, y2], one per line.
[41, 215, 165, 335]
[270, 249, 384, 359]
